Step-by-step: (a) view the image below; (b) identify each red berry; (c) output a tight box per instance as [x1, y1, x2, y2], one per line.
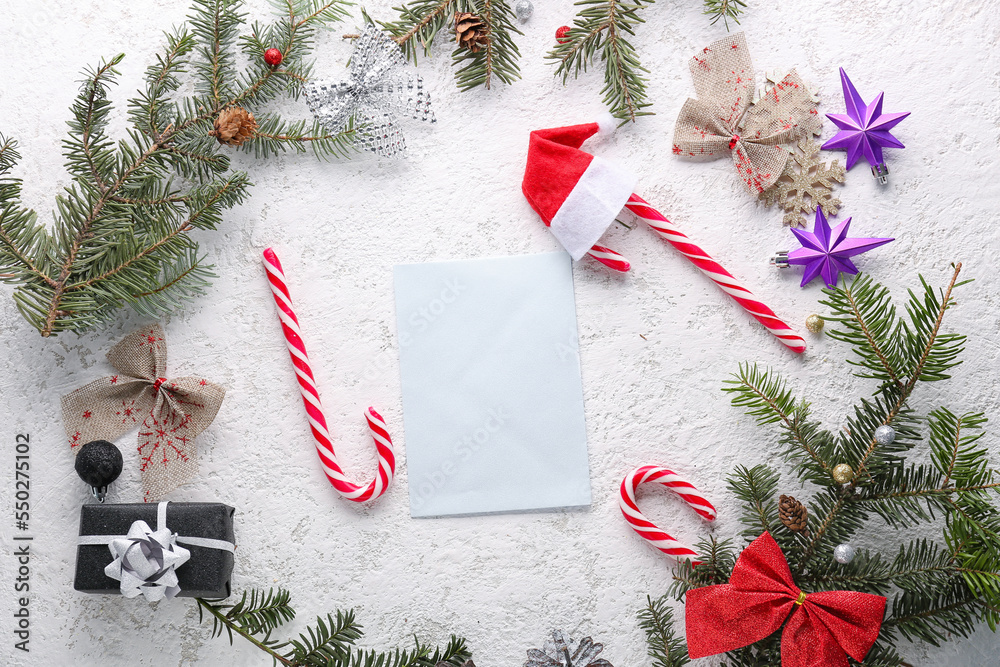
[264, 48, 283, 67]
[556, 26, 572, 44]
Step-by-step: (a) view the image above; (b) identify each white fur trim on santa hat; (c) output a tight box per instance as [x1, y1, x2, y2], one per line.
[596, 112, 617, 137]
[549, 155, 636, 261]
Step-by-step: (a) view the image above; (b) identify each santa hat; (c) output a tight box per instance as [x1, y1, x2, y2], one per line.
[522, 116, 636, 261]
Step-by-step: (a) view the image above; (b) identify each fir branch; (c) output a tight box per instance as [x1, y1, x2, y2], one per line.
[163, 143, 231, 181]
[281, 0, 353, 28]
[650, 267, 996, 665]
[203, 587, 296, 638]
[638, 594, 691, 667]
[0, 136, 56, 287]
[820, 272, 906, 389]
[417, 636, 472, 666]
[197, 588, 471, 667]
[727, 465, 779, 540]
[930, 409, 989, 489]
[1, 0, 357, 336]
[851, 264, 967, 484]
[198, 592, 295, 664]
[372, 0, 458, 62]
[129, 252, 216, 318]
[703, 0, 747, 29]
[546, 0, 654, 123]
[243, 114, 357, 159]
[452, 0, 523, 91]
[798, 546, 891, 594]
[669, 536, 735, 599]
[189, 0, 245, 107]
[129, 27, 196, 138]
[855, 644, 907, 667]
[372, 0, 522, 91]
[283, 611, 364, 664]
[0, 134, 21, 174]
[797, 267, 969, 578]
[724, 364, 833, 481]
[794, 488, 865, 575]
[719, 636, 780, 667]
[882, 581, 983, 646]
[855, 463, 948, 528]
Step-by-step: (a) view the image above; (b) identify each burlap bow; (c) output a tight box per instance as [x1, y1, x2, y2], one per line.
[62, 325, 225, 501]
[672, 33, 820, 194]
[305, 24, 435, 157]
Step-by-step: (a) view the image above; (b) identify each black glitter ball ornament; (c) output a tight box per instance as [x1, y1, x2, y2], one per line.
[75, 440, 123, 502]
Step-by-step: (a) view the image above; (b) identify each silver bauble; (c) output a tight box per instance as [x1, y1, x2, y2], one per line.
[874, 425, 896, 445]
[514, 0, 534, 22]
[833, 543, 856, 564]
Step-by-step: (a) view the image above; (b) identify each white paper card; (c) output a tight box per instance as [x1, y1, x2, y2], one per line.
[393, 252, 592, 517]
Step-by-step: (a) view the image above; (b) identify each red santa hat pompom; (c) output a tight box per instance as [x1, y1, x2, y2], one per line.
[521, 117, 636, 261]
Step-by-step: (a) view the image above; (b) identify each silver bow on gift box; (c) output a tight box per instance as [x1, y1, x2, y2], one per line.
[671, 32, 820, 195]
[104, 519, 191, 602]
[306, 24, 435, 157]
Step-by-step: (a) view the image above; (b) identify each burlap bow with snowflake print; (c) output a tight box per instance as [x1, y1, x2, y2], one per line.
[62, 325, 225, 501]
[672, 32, 821, 194]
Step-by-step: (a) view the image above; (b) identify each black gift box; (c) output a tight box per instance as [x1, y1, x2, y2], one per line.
[74, 502, 235, 598]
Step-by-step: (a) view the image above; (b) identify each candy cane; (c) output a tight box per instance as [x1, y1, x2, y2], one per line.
[587, 244, 630, 272]
[620, 465, 716, 563]
[625, 194, 806, 354]
[262, 248, 396, 502]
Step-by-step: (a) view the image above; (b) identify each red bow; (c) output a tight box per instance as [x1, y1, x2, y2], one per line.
[685, 532, 886, 667]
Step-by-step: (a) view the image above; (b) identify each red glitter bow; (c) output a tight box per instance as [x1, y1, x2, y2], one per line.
[685, 532, 886, 667]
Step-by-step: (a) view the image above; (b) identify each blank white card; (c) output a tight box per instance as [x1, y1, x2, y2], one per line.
[393, 252, 592, 517]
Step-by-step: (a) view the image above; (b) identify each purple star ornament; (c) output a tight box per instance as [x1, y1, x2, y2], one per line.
[822, 68, 910, 180]
[788, 208, 893, 288]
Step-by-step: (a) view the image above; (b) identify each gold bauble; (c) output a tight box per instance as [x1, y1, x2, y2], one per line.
[832, 463, 854, 484]
[805, 314, 824, 334]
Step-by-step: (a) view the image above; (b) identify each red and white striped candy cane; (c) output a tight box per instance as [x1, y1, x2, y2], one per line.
[262, 248, 396, 502]
[620, 465, 716, 563]
[625, 194, 806, 354]
[587, 244, 630, 272]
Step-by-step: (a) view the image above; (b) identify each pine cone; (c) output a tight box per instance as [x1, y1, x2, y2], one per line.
[455, 12, 488, 52]
[779, 494, 809, 534]
[210, 106, 257, 146]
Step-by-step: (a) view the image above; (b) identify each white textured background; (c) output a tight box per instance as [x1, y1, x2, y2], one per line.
[1, 0, 999, 664]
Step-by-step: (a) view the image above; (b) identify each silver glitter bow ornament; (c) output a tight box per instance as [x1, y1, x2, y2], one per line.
[104, 518, 191, 602]
[524, 630, 613, 667]
[306, 24, 435, 157]
[61, 324, 226, 501]
[671, 32, 820, 194]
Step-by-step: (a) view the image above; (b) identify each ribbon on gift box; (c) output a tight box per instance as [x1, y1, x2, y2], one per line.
[78, 501, 235, 602]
